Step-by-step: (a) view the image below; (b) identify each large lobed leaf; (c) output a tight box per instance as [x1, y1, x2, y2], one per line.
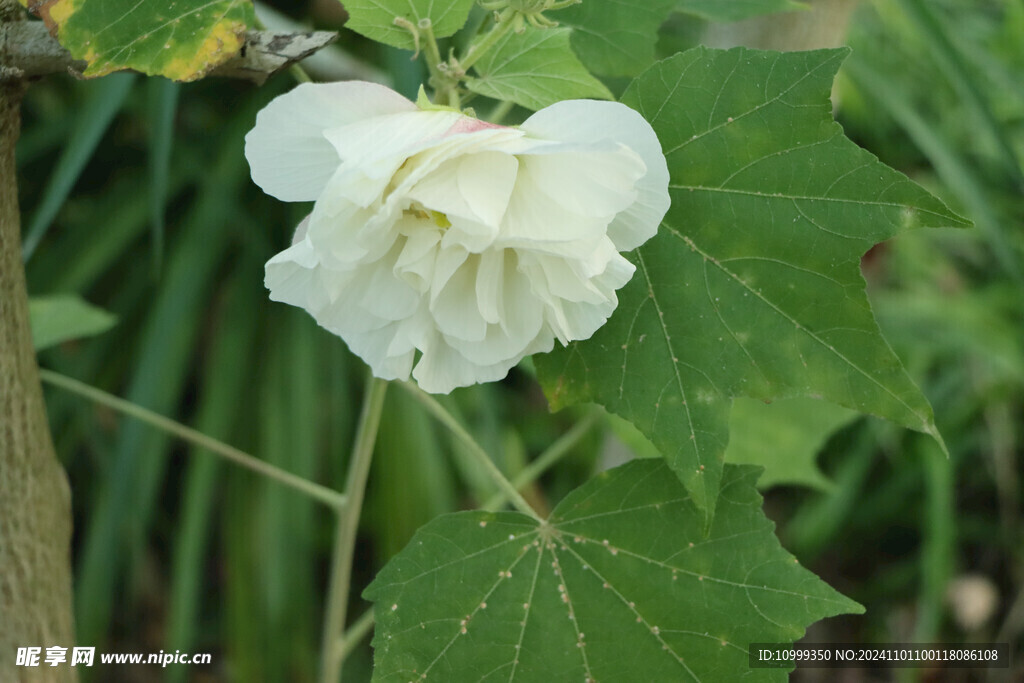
[366, 460, 860, 682]
[465, 27, 612, 111]
[342, 0, 476, 51]
[557, 0, 808, 77]
[535, 48, 969, 526]
[23, 0, 254, 81]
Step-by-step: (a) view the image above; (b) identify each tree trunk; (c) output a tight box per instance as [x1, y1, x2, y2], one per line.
[0, 65, 77, 683]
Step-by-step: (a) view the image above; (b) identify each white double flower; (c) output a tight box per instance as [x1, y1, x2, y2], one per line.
[245, 81, 669, 393]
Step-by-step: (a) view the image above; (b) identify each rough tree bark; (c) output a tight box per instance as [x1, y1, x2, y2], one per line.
[1, 18, 77, 683]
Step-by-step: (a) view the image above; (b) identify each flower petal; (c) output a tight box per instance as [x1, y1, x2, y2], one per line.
[500, 160, 611, 248]
[518, 142, 644, 219]
[245, 81, 417, 202]
[408, 150, 519, 229]
[345, 322, 416, 382]
[252, 85, 672, 394]
[412, 334, 545, 395]
[322, 110, 464, 207]
[431, 254, 488, 342]
[265, 232, 330, 313]
[521, 100, 670, 251]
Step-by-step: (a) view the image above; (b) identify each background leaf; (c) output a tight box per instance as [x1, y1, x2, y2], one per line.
[465, 27, 612, 111]
[366, 460, 861, 682]
[27, 0, 254, 81]
[342, 0, 476, 50]
[557, 0, 677, 77]
[29, 294, 115, 351]
[677, 0, 807, 23]
[726, 397, 858, 490]
[606, 397, 859, 491]
[556, 0, 807, 78]
[535, 47, 968, 525]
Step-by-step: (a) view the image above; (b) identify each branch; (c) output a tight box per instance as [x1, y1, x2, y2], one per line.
[0, 21, 338, 84]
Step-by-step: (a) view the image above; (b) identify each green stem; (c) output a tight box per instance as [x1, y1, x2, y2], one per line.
[319, 375, 389, 683]
[39, 369, 347, 509]
[289, 63, 313, 83]
[416, 19, 458, 108]
[914, 438, 954, 643]
[336, 608, 375, 664]
[487, 99, 514, 125]
[482, 410, 601, 512]
[459, 11, 516, 72]
[400, 382, 540, 520]
[420, 20, 445, 84]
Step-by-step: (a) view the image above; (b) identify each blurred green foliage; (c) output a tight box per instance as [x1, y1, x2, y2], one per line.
[18, 0, 1024, 680]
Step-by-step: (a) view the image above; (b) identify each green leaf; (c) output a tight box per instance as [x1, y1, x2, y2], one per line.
[29, 294, 116, 351]
[27, 0, 253, 81]
[365, 460, 861, 682]
[608, 398, 857, 491]
[465, 27, 612, 111]
[557, 0, 677, 77]
[535, 48, 968, 526]
[677, 0, 807, 22]
[343, 0, 476, 50]
[726, 398, 858, 491]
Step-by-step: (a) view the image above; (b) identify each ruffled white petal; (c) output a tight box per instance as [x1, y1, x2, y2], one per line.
[521, 100, 670, 250]
[407, 151, 519, 229]
[255, 86, 670, 394]
[245, 81, 417, 202]
[518, 142, 644, 219]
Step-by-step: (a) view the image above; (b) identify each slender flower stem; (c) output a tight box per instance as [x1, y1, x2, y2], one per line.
[483, 410, 601, 512]
[420, 20, 445, 85]
[459, 11, 516, 72]
[289, 63, 313, 83]
[416, 19, 461, 108]
[336, 608, 375, 664]
[488, 98, 514, 124]
[38, 369, 347, 509]
[320, 375, 389, 683]
[400, 382, 540, 520]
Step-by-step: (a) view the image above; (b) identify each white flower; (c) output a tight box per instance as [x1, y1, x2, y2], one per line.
[245, 81, 669, 394]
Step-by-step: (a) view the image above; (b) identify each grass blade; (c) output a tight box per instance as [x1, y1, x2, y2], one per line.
[21, 73, 136, 261]
[146, 78, 180, 276]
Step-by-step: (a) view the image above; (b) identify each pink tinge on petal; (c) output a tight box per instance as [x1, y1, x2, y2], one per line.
[443, 118, 508, 137]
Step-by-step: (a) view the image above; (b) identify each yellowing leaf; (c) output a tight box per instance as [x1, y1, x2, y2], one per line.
[26, 0, 254, 82]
